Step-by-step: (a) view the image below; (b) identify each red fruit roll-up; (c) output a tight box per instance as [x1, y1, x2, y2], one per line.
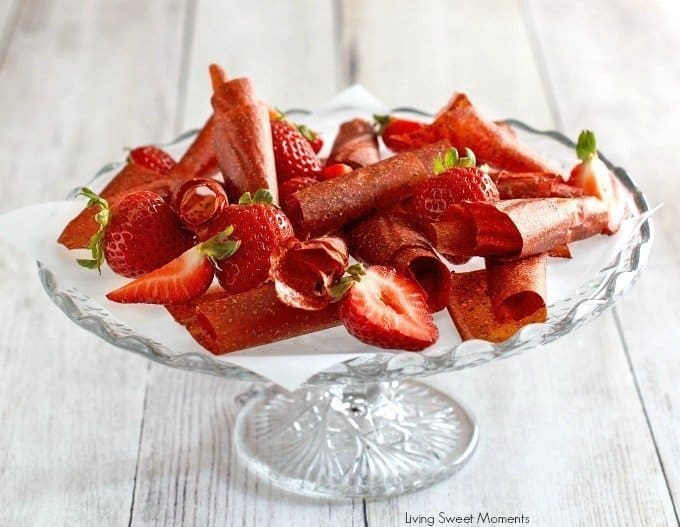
[170, 116, 220, 181]
[165, 283, 340, 354]
[485, 254, 547, 323]
[171, 178, 229, 240]
[428, 197, 610, 261]
[447, 258, 547, 343]
[288, 141, 451, 236]
[326, 118, 380, 169]
[345, 211, 451, 312]
[211, 76, 278, 203]
[405, 93, 554, 173]
[495, 172, 582, 199]
[270, 236, 349, 311]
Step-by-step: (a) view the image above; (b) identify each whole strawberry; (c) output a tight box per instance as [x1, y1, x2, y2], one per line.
[77, 188, 196, 278]
[128, 145, 176, 174]
[374, 114, 426, 152]
[214, 189, 294, 294]
[410, 148, 498, 224]
[271, 115, 323, 183]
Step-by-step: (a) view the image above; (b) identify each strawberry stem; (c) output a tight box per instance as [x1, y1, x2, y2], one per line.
[296, 124, 317, 142]
[329, 263, 366, 300]
[576, 130, 597, 161]
[433, 147, 477, 174]
[76, 187, 110, 273]
[238, 189, 274, 205]
[373, 114, 392, 135]
[199, 225, 241, 270]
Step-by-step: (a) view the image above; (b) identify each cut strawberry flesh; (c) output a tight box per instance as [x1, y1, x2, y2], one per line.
[339, 266, 438, 351]
[106, 246, 213, 304]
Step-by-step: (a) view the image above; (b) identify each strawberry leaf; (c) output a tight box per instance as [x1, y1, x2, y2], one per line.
[238, 189, 274, 205]
[576, 130, 597, 161]
[76, 188, 110, 273]
[329, 263, 366, 300]
[200, 225, 241, 270]
[296, 124, 317, 141]
[373, 114, 392, 135]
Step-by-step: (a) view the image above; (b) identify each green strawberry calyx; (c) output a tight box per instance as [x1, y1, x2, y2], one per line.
[329, 263, 366, 300]
[576, 130, 597, 162]
[433, 147, 476, 174]
[238, 189, 274, 205]
[199, 225, 241, 270]
[76, 187, 110, 273]
[373, 114, 392, 135]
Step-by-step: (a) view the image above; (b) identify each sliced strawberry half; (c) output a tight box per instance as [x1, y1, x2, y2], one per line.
[106, 227, 240, 304]
[338, 265, 438, 351]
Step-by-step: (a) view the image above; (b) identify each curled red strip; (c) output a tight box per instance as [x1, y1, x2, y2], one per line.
[269, 236, 349, 311]
[171, 178, 228, 239]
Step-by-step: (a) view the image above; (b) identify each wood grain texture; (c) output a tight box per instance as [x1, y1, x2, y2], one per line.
[343, 0, 678, 524]
[128, 1, 363, 526]
[0, 0, 188, 525]
[529, 0, 680, 517]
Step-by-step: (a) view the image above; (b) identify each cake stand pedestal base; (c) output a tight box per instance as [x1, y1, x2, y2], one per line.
[234, 380, 478, 499]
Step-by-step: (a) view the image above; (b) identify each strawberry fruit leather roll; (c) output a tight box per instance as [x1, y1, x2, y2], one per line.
[429, 196, 610, 260]
[211, 77, 278, 203]
[345, 211, 451, 312]
[165, 283, 340, 354]
[288, 141, 451, 236]
[170, 116, 220, 181]
[326, 118, 380, 169]
[447, 254, 547, 343]
[495, 172, 583, 199]
[403, 93, 554, 173]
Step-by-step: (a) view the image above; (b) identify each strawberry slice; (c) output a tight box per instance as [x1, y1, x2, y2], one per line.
[338, 265, 438, 351]
[128, 145, 176, 175]
[106, 227, 240, 304]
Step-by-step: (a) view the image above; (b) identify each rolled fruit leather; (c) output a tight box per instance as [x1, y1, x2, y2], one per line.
[210, 74, 278, 203]
[447, 253, 547, 343]
[287, 140, 451, 236]
[428, 196, 610, 261]
[165, 283, 340, 354]
[326, 118, 380, 169]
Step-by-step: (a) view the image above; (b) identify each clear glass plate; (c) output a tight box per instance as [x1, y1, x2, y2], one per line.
[39, 105, 653, 499]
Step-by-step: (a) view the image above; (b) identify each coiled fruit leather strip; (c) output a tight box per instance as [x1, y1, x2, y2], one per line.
[165, 283, 340, 354]
[495, 172, 582, 199]
[171, 178, 229, 240]
[429, 197, 609, 260]
[211, 77, 278, 203]
[58, 163, 177, 249]
[405, 93, 553, 173]
[287, 141, 450, 236]
[345, 211, 451, 312]
[270, 236, 349, 311]
[326, 118, 380, 169]
[447, 255, 547, 342]
[170, 116, 220, 181]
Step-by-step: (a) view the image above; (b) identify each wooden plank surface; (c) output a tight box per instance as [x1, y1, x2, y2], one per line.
[128, 1, 362, 526]
[528, 0, 680, 518]
[0, 0, 188, 525]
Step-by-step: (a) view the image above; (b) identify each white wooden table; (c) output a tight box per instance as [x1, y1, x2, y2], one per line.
[1, 1, 678, 525]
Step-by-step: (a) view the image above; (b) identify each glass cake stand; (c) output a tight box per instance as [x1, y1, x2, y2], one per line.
[39, 106, 653, 499]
